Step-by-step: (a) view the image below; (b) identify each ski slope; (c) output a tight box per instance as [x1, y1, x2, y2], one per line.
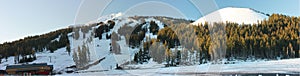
[192, 7, 268, 25]
[0, 13, 164, 73]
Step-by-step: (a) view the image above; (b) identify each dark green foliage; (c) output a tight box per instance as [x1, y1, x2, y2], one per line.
[48, 33, 70, 53]
[104, 24, 110, 32]
[0, 27, 72, 64]
[19, 55, 36, 63]
[128, 22, 147, 48]
[135, 49, 143, 64]
[95, 21, 116, 40]
[134, 40, 152, 64]
[106, 33, 111, 39]
[66, 43, 71, 55]
[165, 48, 171, 67]
[149, 21, 159, 34]
[48, 41, 59, 53]
[108, 20, 115, 29]
[95, 24, 105, 39]
[133, 51, 139, 63]
[175, 51, 181, 65]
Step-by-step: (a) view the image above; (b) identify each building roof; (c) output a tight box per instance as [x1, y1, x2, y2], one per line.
[6, 63, 53, 70]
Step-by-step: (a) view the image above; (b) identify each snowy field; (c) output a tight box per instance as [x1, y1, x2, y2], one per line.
[59, 58, 300, 76]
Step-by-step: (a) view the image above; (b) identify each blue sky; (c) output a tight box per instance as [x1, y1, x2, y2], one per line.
[0, 0, 299, 43]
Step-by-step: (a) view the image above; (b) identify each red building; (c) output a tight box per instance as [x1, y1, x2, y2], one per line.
[5, 63, 53, 75]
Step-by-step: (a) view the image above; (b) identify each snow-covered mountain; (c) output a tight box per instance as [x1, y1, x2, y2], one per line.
[0, 13, 173, 74]
[192, 7, 268, 25]
[2, 7, 300, 76]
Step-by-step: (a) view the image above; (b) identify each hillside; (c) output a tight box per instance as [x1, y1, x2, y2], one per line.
[192, 7, 269, 25]
[0, 7, 300, 75]
[0, 13, 192, 74]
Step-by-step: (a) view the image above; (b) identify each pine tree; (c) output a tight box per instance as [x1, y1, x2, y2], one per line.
[66, 43, 71, 56]
[165, 48, 171, 67]
[176, 50, 181, 65]
[133, 53, 139, 63]
[149, 21, 159, 34]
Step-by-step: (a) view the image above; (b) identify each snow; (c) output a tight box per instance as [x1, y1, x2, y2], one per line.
[143, 17, 165, 39]
[0, 57, 15, 70]
[61, 58, 300, 75]
[112, 17, 139, 33]
[80, 16, 167, 72]
[161, 58, 300, 74]
[31, 47, 75, 73]
[51, 35, 61, 42]
[144, 17, 165, 29]
[125, 58, 164, 69]
[69, 17, 140, 72]
[66, 14, 172, 73]
[0, 47, 75, 73]
[0, 32, 75, 73]
[97, 12, 123, 23]
[83, 34, 138, 71]
[84, 12, 123, 25]
[192, 7, 268, 25]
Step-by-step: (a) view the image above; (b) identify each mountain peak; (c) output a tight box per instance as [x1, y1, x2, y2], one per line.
[192, 7, 268, 25]
[97, 12, 123, 22]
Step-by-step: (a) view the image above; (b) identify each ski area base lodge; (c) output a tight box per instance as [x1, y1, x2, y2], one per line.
[5, 63, 53, 75]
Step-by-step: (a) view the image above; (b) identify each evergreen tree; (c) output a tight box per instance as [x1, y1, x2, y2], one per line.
[175, 50, 181, 65]
[165, 48, 171, 67]
[149, 21, 159, 34]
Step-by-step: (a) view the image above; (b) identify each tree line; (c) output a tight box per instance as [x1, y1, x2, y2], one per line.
[131, 14, 300, 65]
[0, 27, 72, 63]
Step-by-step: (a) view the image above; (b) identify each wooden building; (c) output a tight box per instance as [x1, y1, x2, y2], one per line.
[6, 63, 53, 75]
[0, 70, 7, 76]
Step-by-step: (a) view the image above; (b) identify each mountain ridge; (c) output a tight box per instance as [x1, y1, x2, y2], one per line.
[192, 7, 269, 25]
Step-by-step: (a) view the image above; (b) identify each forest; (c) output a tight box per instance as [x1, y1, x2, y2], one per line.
[131, 14, 300, 65]
[0, 27, 72, 63]
[0, 14, 299, 66]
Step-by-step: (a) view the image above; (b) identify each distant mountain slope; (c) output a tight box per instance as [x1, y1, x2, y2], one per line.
[192, 7, 268, 25]
[1, 9, 299, 75]
[0, 13, 191, 74]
